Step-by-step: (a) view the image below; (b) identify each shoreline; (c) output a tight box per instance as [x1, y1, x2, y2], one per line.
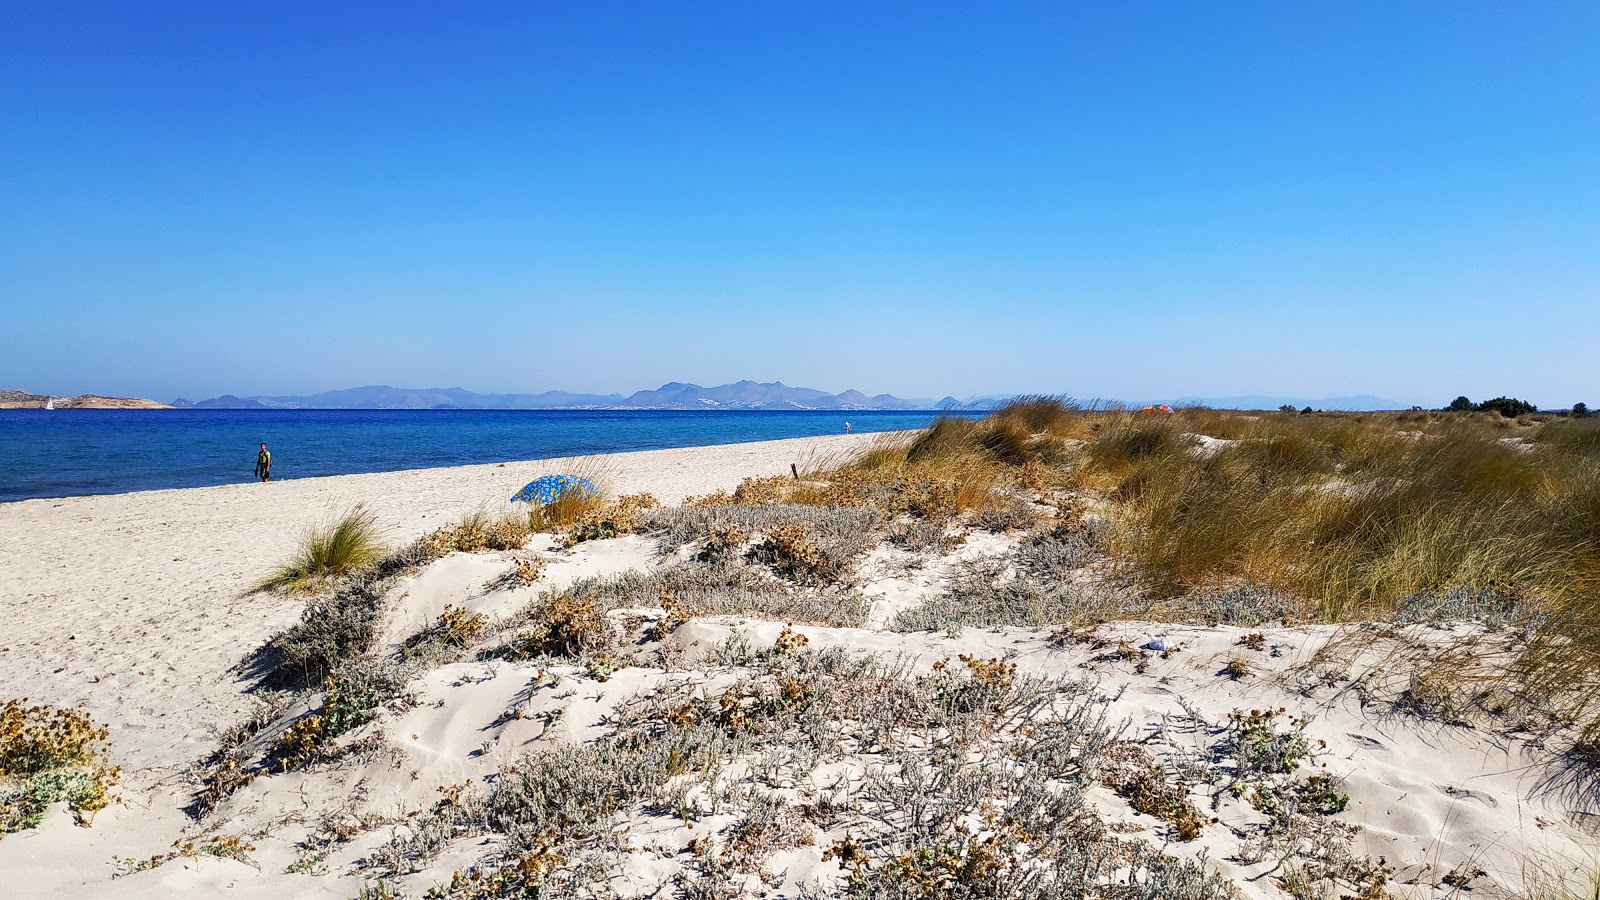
[1, 431, 896, 508]
[0, 413, 938, 504]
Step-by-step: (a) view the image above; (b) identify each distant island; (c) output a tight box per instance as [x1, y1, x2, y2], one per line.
[0, 390, 170, 410]
[171, 381, 969, 411]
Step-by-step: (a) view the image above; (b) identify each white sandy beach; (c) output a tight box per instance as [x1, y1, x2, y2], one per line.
[0, 433, 1595, 898]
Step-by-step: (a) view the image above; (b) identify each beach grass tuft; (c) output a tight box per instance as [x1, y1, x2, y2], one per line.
[253, 504, 387, 594]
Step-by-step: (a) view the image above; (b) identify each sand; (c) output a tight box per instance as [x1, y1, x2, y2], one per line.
[0, 434, 877, 894]
[1, 432, 1596, 898]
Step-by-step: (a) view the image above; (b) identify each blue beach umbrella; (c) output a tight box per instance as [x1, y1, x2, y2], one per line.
[511, 474, 599, 505]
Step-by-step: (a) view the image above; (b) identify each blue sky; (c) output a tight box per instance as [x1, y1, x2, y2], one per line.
[2, 2, 1595, 406]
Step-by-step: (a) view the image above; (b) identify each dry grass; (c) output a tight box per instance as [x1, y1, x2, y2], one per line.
[254, 504, 387, 594]
[526, 486, 605, 532]
[699, 397, 1083, 525]
[520, 461, 616, 532]
[1049, 407, 1600, 729]
[1094, 416, 1588, 613]
[1516, 858, 1600, 899]
[810, 403, 1600, 729]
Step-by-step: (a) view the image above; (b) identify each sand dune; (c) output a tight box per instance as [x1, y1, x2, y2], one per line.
[1, 433, 1595, 898]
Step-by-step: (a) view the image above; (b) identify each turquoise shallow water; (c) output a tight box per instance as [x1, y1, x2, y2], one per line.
[0, 408, 965, 502]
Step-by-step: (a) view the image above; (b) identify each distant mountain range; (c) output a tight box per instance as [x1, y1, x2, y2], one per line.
[171, 381, 961, 411]
[3, 383, 1417, 413]
[1174, 395, 1411, 411]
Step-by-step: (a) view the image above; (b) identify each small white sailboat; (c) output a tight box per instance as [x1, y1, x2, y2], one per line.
[44, 397, 55, 410]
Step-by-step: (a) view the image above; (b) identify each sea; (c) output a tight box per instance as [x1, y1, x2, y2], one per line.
[0, 408, 968, 503]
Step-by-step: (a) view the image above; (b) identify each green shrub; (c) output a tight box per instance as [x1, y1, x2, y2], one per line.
[1476, 396, 1537, 418]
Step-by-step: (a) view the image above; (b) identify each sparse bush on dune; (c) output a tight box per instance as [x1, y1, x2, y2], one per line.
[891, 530, 1137, 633]
[254, 504, 387, 594]
[376, 644, 1236, 900]
[642, 503, 882, 575]
[504, 593, 618, 660]
[1, 700, 120, 831]
[749, 522, 834, 584]
[504, 557, 872, 636]
[257, 586, 387, 687]
[561, 492, 660, 545]
[421, 509, 530, 556]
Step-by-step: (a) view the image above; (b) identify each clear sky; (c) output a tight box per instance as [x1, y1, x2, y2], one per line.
[2, 2, 1595, 406]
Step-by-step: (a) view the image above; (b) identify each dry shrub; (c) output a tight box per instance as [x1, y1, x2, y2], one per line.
[508, 594, 617, 659]
[376, 645, 1231, 900]
[892, 529, 1131, 632]
[643, 504, 883, 579]
[697, 523, 750, 562]
[438, 605, 487, 646]
[1, 700, 120, 830]
[732, 475, 791, 506]
[254, 504, 386, 593]
[546, 557, 871, 629]
[750, 522, 832, 584]
[120, 835, 258, 874]
[1097, 741, 1205, 841]
[563, 493, 660, 545]
[492, 557, 546, 589]
[273, 664, 404, 771]
[422, 510, 530, 556]
[253, 573, 386, 688]
[645, 589, 691, 641]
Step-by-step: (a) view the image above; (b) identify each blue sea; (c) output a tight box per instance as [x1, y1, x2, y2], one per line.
[0, 409, 964, 503]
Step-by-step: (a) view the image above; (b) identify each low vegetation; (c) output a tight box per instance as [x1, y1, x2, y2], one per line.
[1, 699, 120, 832]
[201, 396, 1597, 894]
[373, 644, 1238, 899]
[420, 510, 530, 556]
[254, 504, 387, 594]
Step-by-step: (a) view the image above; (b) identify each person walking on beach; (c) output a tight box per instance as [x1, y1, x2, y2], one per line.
[844, 421, 851, 433]
[254, 442, 272, 482]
